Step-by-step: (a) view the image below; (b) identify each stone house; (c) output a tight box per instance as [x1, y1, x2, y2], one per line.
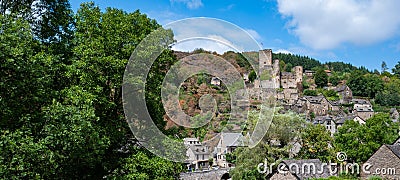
[354, 107, 374, 121]
[289, 98, 308, 114]
[335, 116, 365, 131]
[184, 138, 210, 170]
[214, 133, 245, 168]
[352, 99, 372, 109]
[328, 101, 341, 112]
[269, 159, 333, 180]
[279, 66, 303, 105]
[335, 85, 352, 104]
[304, 70, 315, 79]
[304, 96, 331, 116]
[361, 144, 400, 179]
[313, 116, 336, 136]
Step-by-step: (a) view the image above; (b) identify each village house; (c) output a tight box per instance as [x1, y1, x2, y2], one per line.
[304, 70, 315, 79]
[304, 96, 331, 116]
[352, 98, 372, 109]
[328, 100, 341, 112]
[335, 115, 365, 130]
[214, 133, 245, 168]
[361, 142, 400, 179]
[313, 116, 336, 136]
[269, 159, 333, 180]
[354, 107, 374, 121]
[184, 138, 210, 171]
[335, 85, 353, 104]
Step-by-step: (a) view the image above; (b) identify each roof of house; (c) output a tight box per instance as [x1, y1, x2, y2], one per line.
[329, 100, 340, 106]
[304, 96, 326, 104]
[351, 99, 371, 105]
[335, 85, 349, 92]
[313, 116, 333, 124]
[393, 137, 400, 146]
[385, 145, 400, 159]
[335, 116, 352, 124]
[355, 107, 374, 112]
[281, 159, 332, 179]
[220, 133, 245, 147]
[189, 145, 209, 155]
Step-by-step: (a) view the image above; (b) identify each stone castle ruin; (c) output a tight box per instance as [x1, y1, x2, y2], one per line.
[248, 49, 303, 105]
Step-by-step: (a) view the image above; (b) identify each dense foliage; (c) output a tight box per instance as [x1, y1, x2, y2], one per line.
[0, 2, 184, 179]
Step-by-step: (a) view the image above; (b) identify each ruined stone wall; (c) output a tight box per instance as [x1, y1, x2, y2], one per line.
[259, 49, 272, 71]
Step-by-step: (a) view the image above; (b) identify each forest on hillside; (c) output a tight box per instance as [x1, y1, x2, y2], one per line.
[1, 1, 400, 179]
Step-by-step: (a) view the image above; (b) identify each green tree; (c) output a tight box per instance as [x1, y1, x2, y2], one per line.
[248, 70, 257, 82]
[381, 61, 388, 73]
[231, 109, 305, 179]
[315, 69, 328, 88]
[329, 74, 340, 86]
[298, 124, 335, 162]
[376, 78, 400, 106]
[334, 113, 398, 163]
[347, 70, 368, 97]
[304, 90, 318, 96]
[285, 62, 293, 72]
[392, 61, 400, 78]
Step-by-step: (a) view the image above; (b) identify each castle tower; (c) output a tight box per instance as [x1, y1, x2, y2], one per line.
[259, 49, 272, 72]
[293, 66, 303, 83]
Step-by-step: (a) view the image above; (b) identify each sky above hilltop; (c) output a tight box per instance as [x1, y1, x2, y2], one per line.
[69, 0, 400, 71]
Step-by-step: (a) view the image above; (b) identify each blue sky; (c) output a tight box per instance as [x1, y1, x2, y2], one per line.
[69, 0, 400, 71]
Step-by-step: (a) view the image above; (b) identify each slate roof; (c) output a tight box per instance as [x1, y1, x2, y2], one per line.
[335, 85, 349, 92]
[386, 145, 400, 159]
[304, 96, 326, 104]
[221, 133, 245, 147]
[313, 116, 333, 124]
[355, 107, 374, 112]
[351, 99, 371, 105]
[329, 100, 340, 106]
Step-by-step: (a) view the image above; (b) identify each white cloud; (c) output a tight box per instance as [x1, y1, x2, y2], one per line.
[277, 0, 400, 50]
[164, 18, 261, 53]
[171, 37, 236, 54]
[171, 0, 203, 9]
[245, 29, 262, 41]
[275, 49, 292, 54]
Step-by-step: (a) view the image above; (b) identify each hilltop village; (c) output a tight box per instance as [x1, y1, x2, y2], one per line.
[242, 49, 398, 134]
[180, 49, 400, 179]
